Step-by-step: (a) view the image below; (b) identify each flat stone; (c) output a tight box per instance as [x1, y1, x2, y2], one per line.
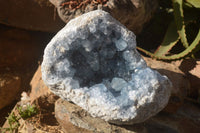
[42, 10, 172, 125]
[55, 98, 146, 133]
[0, 0, 65, 32]
[55, 98, 200, 133]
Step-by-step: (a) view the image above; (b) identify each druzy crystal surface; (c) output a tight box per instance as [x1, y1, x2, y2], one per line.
[41, 10, 172, 125]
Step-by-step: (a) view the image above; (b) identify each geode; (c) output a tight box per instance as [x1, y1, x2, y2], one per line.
[41, 10, 172, 125]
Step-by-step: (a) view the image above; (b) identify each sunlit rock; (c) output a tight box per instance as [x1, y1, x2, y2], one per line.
[41, 10, 172, 125]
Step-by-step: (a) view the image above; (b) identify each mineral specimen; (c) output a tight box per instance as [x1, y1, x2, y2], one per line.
[41, 10, 172, 125]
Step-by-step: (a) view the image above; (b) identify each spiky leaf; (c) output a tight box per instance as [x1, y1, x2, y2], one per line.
[137, 28, 200, 60]
[172, 0, 189, 48]
[186, 0, 200, 8]
[154, 21, 180, 56]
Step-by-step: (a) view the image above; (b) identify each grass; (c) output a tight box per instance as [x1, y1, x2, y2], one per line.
[0, 104, 38, 133]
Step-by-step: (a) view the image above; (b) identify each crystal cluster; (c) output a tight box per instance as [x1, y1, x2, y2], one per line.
[41, 10, 172, 125]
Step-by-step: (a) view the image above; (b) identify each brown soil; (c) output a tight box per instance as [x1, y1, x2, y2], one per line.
[24, 94, 62, 132]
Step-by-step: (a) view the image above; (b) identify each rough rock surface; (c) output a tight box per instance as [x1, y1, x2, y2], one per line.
[41, 10, 171, 125]
[50, 0, 158, 34]
[55, 98, 141, 133]
[144, 58, 190, 96]
[0, 0, 65, 32]
[179, 59, 200, 98]
[143, 58, 191, 113]
[30, 66, 51, 102]
[0, 74, 21, 109]
[0, 25, 55, 125]
[3, 61, 198, 133]
[55, 98, 200, 133]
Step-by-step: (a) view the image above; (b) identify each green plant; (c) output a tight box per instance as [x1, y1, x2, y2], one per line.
[0, 104, 38, 133]
[0, 112, 20, 133]
[17, 104, 38, 120]
[137, 0, 200, 60]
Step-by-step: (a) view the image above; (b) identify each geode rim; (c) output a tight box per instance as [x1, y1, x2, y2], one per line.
[41, 10, 171, 125]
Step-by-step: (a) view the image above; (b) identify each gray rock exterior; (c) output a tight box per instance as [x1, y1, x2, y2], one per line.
[41, 10, 171, 125]
[49, 0, 158, 34]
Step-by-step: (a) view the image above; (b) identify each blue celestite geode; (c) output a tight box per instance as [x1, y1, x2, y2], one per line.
[41, 10, 172, 125]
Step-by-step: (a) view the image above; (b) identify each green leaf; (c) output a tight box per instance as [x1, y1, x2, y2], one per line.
[137, 28, 200, 60]
[154, 21, 180, 56]
[172, 0, 189, 48]
[186, 0, 200, 8]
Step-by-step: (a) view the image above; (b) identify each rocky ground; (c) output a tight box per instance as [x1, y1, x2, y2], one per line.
[0, 29, 200, 131]
[0, 0, 200, 132]
[0, 24, 54, 126]
[1, 54, 200, 133]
